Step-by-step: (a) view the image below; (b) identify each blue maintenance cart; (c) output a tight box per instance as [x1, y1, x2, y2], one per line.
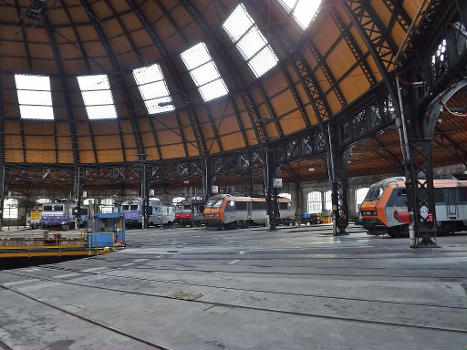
[87, 212, 125, 249]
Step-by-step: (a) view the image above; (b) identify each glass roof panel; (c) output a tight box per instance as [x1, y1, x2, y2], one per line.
[77, 74, 117, 119]
[293, 0, 321, 29]
[144, 97, 175, 115]
[181, 42, 228, 101]
[222, 3, 254, 42]
[19, 105, 54, 120]
[190, 61, 221, 86]
[14, 74, 51, 91]
[138, 81, 170, 101]
[81, 90, 114, 106]
[132, 63, 164, 85]
[180, 42, 212, 70]
[14, 74, 54, 120]
[277, 0, 296, 13]
[248, 46, 279, 78]
[85, 105, 118, 120]
[77, 75, 110, 91]
[223, 3, 279, 78]
[236, 26, 267, 59]
[17, 90, 52, 106]
[198, 79, 229, 102]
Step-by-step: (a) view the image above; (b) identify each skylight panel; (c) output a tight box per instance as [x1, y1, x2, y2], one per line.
[180, 42, 228, 102]
[132, 63, 174, 114]
[77, 75, 117, 119]
[277, 0, 322, 30]
[14, 74, 54, 120]
[222, 3, 279, 78]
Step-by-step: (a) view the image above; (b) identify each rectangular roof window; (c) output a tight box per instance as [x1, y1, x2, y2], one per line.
[180, 42, 229, 102]
[277, 0, 322, 30]
[132, 63, 175, 114]
[223, 3, 279, 78]
[14, 74, 54, 120]
[77, 75, 117, 119]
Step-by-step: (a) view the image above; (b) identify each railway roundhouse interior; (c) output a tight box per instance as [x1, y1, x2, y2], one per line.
[0, 1, 465, 349]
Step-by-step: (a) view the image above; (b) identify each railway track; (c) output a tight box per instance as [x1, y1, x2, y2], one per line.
[4, 269, 466, 334]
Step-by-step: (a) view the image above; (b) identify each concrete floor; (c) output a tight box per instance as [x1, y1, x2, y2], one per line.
[0, 224, 465, 350]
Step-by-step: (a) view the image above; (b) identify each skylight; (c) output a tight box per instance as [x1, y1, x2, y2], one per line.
[223, 3, 279, 78]
[278, 0, 322, 30]
[77, 75, 117, 119]
[180, 42, 229, 102]
[132, 63, 174, 114]
[14, 74, 54, 120]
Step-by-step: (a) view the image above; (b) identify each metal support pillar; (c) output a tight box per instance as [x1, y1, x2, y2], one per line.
[140, 164, 150, 229]
[328, 126, 351, 236]
[202, 159, 215, 201]
[264, 150, 280, 231]
[0, 165, 7, 231]
[73, 166, 85, 229]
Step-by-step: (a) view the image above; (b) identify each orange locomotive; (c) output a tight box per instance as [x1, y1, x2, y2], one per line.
[360, 177, 467, 237]
[204, 194, 294, 227]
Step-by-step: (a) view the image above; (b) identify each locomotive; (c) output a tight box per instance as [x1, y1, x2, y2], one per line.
[40, 202, 89, 230]
[204, 194, 294, 227]
[174, 197, 205, 226]
[120, 199, 175, 228]
[360, 177, 467, 237]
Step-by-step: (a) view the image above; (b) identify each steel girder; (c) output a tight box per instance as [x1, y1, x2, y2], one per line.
[381, 0, 411, 32]
[329, 8, 377, 87]
[338, 84, 396, 148]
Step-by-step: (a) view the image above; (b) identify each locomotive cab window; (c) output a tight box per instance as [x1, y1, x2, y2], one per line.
[235, 202, 247, 210]
[252, 202, 266, 210]
[43, 205, 53, 211]
[434, 188, 445, 203]
[279, 203, 288, 210]
[54, 205, 64, 211]
[130, 205, 139, 210]
[458, 188, 467, 202]
[121, 205, 129, 210]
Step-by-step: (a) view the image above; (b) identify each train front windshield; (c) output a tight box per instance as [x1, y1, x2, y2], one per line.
[206, 198, 223, 208]
[364, 187, 384, 201]
[130, 205, 139, 210]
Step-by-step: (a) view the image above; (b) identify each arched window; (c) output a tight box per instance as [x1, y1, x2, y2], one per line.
[355, 188, 369, 212]
[172, 197, 185, 204]
[324, 190, 332, 211]
[307, 191, 322, 213]
[278, 192, 291, 200]
[3, 198, 18, 219]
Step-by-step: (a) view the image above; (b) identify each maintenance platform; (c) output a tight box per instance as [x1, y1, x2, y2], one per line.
[0, 224, 465, 350]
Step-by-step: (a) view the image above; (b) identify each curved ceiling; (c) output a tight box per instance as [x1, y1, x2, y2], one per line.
[0, 0, 459, 175]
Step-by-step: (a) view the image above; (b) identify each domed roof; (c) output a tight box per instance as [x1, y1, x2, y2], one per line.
[0, 0, 464, 180]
